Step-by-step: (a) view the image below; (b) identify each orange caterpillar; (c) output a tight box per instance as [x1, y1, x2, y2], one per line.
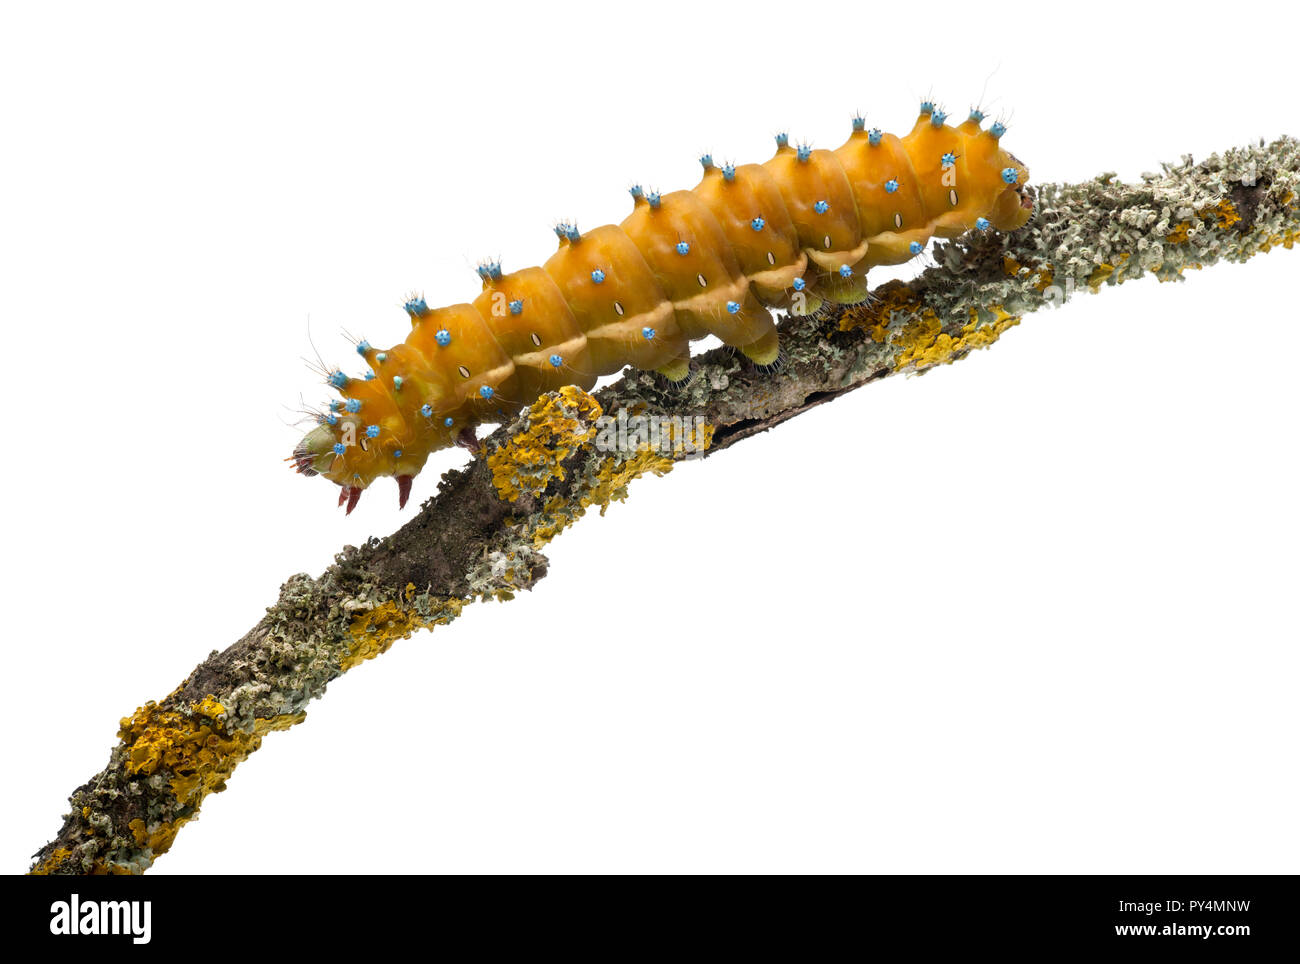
[293, 103, 1033, 512]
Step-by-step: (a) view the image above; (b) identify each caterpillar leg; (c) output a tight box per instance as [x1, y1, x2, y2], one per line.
[752, 351, 785, 377]
[738, 327, 780, 366]
[819, 265, 872, 306]
[655, 356, 691, 382]
[787, 286, 824, 319]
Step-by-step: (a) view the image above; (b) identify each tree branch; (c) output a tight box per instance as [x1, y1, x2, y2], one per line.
[30, 137, 1299, 874]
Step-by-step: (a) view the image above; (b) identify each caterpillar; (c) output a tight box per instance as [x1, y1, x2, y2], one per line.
[291, 102, 1033, 512]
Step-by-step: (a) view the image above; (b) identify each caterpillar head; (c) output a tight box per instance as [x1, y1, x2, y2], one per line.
[292, 415, 448, 511]
[989, 151, 1033, 231]
[292, 300, 515, 511]
[291, 370, 461, 511]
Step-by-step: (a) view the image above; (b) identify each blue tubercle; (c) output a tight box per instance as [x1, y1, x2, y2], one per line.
[1001, 167, 1019, 184]
[591, 268, 605, 284]
[356, 340, 371, 355]
[909, 241, 923, 255]
[885, 179, 899, 194]
[868, 128, 883, 146]
[509, 299, 523, 315]
[329, 400, 343, 412]
[647, 191, 661, 209]
[722, 163, 735, 182]
[376, 352, 387, 363]
[751, 217, 765, 231]
[392, 375, 403, 390]
[434, 329, 451, 347]
[476, 261, 502, 282]
[919, 100, 935, 114]
[404, 297, 427, 315]
[363, 371, 376, 380]
[969, 108, 986, 123]
[479, 385, 494, 399]
[941, 152, 956, 168]
[325, 414, 338, 426]
[345, 398, 362, 414]
[976, 217, 991, 231]
[333, 442, 346, 455]
[393, 450, 402, 459]
[675, 241, 690, 256]
[726, 301, 740, 314]
[838, 265, 852, 278]
[365, 424, 380, 439]
[549, 354, 563, 367]
[814, 200, 829, 214]
[775, 132, 789, 147]
[642, 326, 655, 340]
[421, 404, 433, 417]
[796, 144, 812, 162]
[564, 223, 580, 242]
[990, 121, 1007, 138]
[444, 417, 454, 427]
[852, 114, 866, 131]
[792, 277, 805, 291]
[930, 110, 947, 127]
[629, 184, 644, 200]
[328, 370, 348, 389]
[699, 154, 713, 168]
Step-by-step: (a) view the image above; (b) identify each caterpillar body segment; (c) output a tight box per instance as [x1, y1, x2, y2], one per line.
[292, 105, 1032, 512]
[694, 160, 808, 311]
[542, 225, 688, 377]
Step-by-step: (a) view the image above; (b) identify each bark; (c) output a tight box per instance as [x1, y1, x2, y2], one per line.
[29, 137, 1300, 874]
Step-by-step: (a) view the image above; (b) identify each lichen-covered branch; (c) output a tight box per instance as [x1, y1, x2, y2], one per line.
[29, 137, 1299, 874]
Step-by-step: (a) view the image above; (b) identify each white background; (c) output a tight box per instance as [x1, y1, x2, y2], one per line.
[3, 1, 1297, 874]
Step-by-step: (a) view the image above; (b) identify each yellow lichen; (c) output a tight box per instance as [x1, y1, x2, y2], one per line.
[1201, 198, 1241, 229]
[587, 448, 678, 513]
[839, 280, 922, 339]
[119, 697, 304, 809]
[654, 417, 716, 459]
[31, 699, 314, 874]
[1086, 252, 1132, 291]
[120, 696, 229, 782]
[487, 386, 603, 502]
[29, 846, 74, 875]
[893, 305, 1020, 371]
[1258, 228, 1300, 253]
[127, 816, 185, 862]
[892, 310, 944, 364]
[343, 599, 428, 670]
[525, 420, 711, 547]
[1169, 200, 1241, 243]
